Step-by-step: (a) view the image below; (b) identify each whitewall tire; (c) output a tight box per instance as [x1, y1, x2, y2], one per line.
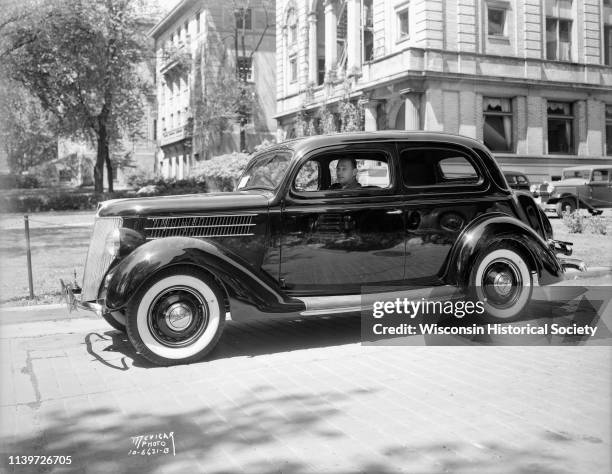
[469, 246, 533, 322]
[126, 270, 225, 366]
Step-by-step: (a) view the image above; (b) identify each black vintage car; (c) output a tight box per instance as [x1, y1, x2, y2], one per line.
[503, 171, 531, 192]
[63, 132, 584, 365]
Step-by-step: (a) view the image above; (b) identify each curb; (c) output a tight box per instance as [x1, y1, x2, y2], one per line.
[0, 303, 67, 313]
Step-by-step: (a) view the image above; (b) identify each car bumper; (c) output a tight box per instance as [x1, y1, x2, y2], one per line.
[547, 239, 587, 273]
[60, 279, 103, 317]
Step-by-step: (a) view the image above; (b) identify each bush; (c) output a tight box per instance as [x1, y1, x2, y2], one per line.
[192, 152, 251, 192]
[562, 210, 585, 233]
[0, 173, 42, 190]
[587, 215, 608, 235]
[0, 178, 209, 214]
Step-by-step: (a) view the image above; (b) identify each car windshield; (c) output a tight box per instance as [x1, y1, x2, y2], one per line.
[237, 151, 292, 191]
[563, 169, 591, 180]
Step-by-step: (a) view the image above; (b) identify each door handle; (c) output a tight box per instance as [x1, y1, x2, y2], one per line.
[386, 209, 403, 215]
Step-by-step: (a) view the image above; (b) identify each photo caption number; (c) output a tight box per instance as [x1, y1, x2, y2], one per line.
[8, 455, 72, 465]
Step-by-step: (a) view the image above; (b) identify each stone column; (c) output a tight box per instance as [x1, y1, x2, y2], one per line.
[361, 97, 381, 131]
[346, 0, 361, 74]
[324, 0, 337, 79]
[401, 89, 421, 130]
[308, 12, 318, 84]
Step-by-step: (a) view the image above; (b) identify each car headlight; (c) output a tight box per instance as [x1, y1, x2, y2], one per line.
[546, 183, 555, 194]
[105, 228, 121, 257]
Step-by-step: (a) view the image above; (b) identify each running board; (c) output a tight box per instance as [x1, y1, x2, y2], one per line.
[296, 286, 458, 316]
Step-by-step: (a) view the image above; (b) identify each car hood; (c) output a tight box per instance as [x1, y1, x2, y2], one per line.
[97, 191, 271, 217]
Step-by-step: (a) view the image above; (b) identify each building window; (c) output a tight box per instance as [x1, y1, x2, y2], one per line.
[237, 56, 253, 82]
[605, 25, 612, 66]
[606, 105, 612, 156]
[487, 8, 506, 36]
[362, 0, 374, 61]
[546, 18, 572, 61]
[483, 98, 513, 152]
[317, 58, 325, 85]
[289, 56, 297, 83]
[397, 7, 409, 40]
[196, 12, 200, 34]
[235, 8, 252, 30]
[547, 101, 574, 154]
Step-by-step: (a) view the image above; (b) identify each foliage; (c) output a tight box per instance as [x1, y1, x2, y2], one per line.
[339, 100, 363, 132]
[192, 39, 247, 159]
[192, 152, 251, 192]
[0, 78, 57, 173]
[0, 173, 41, 190]
[317, 106, 338, 134]
[3, 0, 151, 193]
[253, 138, 276, 152]
[587, 215, 608, 235]
[561, 210, 585, 233]
[0, 179, 209, 213]
[191, 0, 273, 157]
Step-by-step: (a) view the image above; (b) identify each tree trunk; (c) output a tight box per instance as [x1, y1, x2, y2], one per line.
[94, 138, 105, 194]
[105, 153, 113, 193]
[95, 112, 112, 193]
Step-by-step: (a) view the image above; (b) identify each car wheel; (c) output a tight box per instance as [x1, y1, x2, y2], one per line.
[556, 198, 576, 217]
[102, 310, 126, 332]
[469, 245, 533, 322]
[126, 269, 225, 366]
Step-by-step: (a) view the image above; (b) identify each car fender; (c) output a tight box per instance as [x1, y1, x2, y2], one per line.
[444, 212, 563, 286]
[545, 193, 600, 212]
[104, 237, 304, 314]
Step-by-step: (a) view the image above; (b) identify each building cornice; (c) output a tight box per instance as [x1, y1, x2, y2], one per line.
[148, 0, 200, 39]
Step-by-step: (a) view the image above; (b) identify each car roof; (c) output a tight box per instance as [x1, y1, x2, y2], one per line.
[503, 171, 527, 176]
[275, 131, 488, 156]
[563, 165, 612, 171]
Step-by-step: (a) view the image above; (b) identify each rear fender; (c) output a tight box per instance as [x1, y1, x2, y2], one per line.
[444, 213, 563, 286]
[104, 237, 304, 314]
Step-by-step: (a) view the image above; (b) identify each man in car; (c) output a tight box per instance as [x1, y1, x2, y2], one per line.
[331, 157, 362, 190]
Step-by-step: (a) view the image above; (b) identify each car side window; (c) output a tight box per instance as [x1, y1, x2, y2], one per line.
[328, 158, 390, 189]
[592, 170, 608, 182]
[517, 175, 528, 184]
[294, 161, 321, 191]
[401, 147, 482, 189]
[293, 150, 391, 194]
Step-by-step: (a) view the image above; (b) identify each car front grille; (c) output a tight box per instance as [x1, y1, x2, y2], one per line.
[81, 217, 122, 302]
[144, 215, 255, 239]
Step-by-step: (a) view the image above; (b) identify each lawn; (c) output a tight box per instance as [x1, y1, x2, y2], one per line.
[0, 211, 610, 306]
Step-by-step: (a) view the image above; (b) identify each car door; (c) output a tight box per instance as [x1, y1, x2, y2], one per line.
[279, 143, 405, 295]
[397, 142, 496, 284]
[589, 169, 612, 208]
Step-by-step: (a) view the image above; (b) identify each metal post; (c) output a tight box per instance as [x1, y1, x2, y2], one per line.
[24, 215, 34, 298]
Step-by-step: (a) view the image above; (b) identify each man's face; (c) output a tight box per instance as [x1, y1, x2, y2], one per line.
[336, 159, 357, 185]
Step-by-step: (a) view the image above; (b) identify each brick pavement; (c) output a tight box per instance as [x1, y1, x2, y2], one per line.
[0, 309, 610, 474]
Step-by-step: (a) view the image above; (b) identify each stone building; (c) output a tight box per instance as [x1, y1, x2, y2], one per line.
[276, 0, 612, 181]
[150, 0, 276, 179]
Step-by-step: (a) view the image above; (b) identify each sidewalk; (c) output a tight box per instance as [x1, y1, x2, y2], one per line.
[1, 299, 610, 473]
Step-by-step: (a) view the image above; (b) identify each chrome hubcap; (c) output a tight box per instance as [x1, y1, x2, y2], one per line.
[493, 272, 513, 297]
[165, 303, 193, 331]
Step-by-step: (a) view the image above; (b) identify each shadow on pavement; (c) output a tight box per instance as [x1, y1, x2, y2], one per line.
[86, 313, 363, 369]
[0, 388, 584, 474]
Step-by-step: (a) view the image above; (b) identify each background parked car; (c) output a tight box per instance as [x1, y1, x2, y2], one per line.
[538, 165, 611, 216]
[503, 171, 531, 192]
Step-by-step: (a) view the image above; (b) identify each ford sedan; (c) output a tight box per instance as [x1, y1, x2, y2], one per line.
[63, 132, 584, 365]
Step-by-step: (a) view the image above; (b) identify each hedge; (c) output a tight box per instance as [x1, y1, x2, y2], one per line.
[0, 179, 209, 214]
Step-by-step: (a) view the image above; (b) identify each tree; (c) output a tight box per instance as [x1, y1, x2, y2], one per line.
[0, 77, 57, 173]
[191, 0, 273, 158]
[3, 0, 150, 192]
